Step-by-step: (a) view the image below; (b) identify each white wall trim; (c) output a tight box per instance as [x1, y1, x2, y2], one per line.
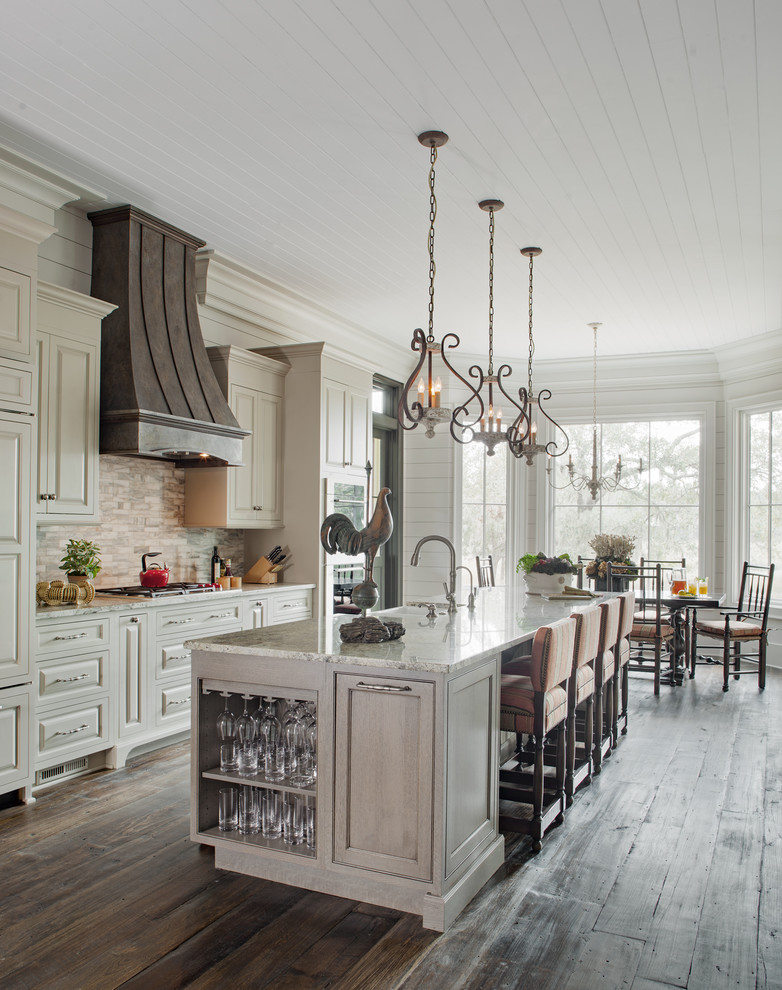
[0, 142, 105, 223]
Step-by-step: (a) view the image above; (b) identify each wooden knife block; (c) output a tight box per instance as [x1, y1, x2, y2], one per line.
[244, 556, 273, 583]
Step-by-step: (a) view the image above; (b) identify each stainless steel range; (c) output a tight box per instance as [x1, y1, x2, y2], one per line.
[96, 583, 219, 598]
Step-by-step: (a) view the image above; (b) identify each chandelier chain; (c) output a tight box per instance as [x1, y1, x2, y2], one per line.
[527, 250, 535, 396]
[427, 143, 437, 344]
[592, 323, 598, 436]
[487, 206, 495, 376]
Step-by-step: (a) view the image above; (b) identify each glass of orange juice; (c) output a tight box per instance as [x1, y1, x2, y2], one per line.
[698, 576, 708, 595]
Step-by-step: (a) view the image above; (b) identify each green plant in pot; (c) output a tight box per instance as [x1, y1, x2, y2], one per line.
[516, 552, 578, 595]
[59, 538, 102, 585]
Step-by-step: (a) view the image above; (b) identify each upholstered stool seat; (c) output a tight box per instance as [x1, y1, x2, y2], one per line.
[565, 605, 601, 807]
[594, 597, 621, 773]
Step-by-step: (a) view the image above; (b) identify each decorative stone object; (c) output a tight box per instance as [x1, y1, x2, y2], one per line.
[37, 580, 96, 606]
[339, 616, 405, 644]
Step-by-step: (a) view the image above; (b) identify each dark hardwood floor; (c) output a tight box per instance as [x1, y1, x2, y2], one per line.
[1, 664, 779, 990]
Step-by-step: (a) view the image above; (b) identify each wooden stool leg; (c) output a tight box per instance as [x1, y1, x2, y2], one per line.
[653, 641, 661, 696]
[593, 685, 603, 775]
[532, 733, 545, 852]
[565, 704, 575, 806]
[584, 695, 594, 779]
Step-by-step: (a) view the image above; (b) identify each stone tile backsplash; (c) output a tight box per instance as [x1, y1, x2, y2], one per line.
[36, 455, 244, 587]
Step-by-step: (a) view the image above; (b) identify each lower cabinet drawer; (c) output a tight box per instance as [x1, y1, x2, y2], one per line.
[35, 698, 110, 764]
[37, 651, 110, 706]
[155, 680, 192, 727]
[269, 591, 312, 625]
[155, 642, 192, 681]
[37, 616, 111, 657]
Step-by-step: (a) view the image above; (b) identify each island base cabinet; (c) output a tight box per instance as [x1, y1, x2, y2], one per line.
[333, 672, 434, 881]
[0, 686, 33, 800]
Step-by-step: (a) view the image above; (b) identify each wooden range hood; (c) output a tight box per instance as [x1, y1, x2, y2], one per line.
[89, 205, 248, 466]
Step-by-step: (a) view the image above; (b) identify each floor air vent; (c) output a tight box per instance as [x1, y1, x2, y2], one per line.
[36, 757, 89, 786]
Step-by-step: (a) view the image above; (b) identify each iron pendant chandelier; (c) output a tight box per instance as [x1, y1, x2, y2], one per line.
[450, 200, 528, 456]
[547, 321, 643, 499]
[507, 247, 569, 464]
[398, 131, 467, 438]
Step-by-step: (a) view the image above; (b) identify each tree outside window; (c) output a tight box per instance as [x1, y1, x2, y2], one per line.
[551, 419, 701, 570]
[747, 409, 781, 590]
[461, 441, 507, 584]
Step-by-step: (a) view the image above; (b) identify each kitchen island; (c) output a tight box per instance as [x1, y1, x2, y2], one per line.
[188, 587, 600, 930]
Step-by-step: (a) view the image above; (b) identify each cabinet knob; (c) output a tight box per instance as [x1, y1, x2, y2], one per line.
[253, 505, 262, 511]
[130, 616, 139, 623]
[50, 493, 57, 501]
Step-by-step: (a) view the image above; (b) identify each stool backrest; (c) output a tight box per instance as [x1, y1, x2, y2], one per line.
[598, 596, 621, 652]
[737, 561, 775, 627]
[570, 605, 601, 670]
[476, 554, 495, 588]
[528, 616, 576, 692]
[617, 590, 636, 640]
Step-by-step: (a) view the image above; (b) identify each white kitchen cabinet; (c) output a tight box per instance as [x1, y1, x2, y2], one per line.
[0, 412, 33, 690]
[323, 377, 370, 475]
[242, 594, 268, 630]
[184, 346, 288, 529]
[116, 612, 148, 743]
[0, 686, 32, 796]
[35, 284, 115, 522]
[0, 266, 32, 363]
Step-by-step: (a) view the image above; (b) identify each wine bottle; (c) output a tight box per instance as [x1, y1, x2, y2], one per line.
[211, 546, 221, 584]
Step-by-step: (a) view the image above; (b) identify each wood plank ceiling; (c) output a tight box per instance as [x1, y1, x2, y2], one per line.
[0, 0, 779, 362]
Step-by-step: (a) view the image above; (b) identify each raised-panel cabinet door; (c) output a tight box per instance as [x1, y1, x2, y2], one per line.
[323, 380, 347, 470]
[333, 672, 435, 880]
[0, 688, 31, 794]
[347, 388, 370, 471]
[228, 384, 258, 523]
[48, 335, 97, 516]
[0, 267, 32, 362]
[256, 392, 282, 524]
[0, 414, 32, 687]
[118, 613, 147, 738]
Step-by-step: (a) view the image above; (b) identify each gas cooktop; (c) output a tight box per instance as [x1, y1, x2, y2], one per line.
[96, 582, 219, 598]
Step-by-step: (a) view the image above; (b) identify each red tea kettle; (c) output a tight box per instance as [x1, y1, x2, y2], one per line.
[140, 552, 170, 587]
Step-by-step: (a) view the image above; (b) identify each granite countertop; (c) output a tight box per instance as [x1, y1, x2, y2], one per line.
[35, 582, 316, 620]
[185, 587, 606, 674]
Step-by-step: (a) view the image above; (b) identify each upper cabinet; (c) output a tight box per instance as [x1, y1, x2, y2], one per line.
[322, 366, 371, 477]
[0, 267, 32, 363]
[36, 283, 116, 523]
[184, 346, 289, 529]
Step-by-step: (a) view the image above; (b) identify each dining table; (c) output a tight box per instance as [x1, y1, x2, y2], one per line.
[636, 590, 725, 685]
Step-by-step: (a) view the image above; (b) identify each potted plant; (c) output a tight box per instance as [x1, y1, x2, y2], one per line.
[584, 533, 637, 590]
[59, 538, 102, 586]
[516, 552, 578, 595]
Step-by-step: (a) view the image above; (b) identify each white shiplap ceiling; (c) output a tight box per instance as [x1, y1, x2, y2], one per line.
[0, 0, 780, 362]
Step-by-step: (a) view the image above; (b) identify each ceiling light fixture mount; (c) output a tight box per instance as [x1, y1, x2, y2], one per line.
[548, 321, 643, 499]
[507, 247, 569, 464]
[398, 130, 464, 438]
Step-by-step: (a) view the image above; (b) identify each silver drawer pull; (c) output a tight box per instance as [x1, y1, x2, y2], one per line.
[166, 617, 194, 625]
[282, 602, 304, 609]
[52, 673, 89, 684]
[54, 723, 89, 736]
[53, 632, 88, 641]
[209, 612, 235, 619]
[355, 682, 412, 693]
[168, 654, 189, 663]
[168, 696, 191, 707]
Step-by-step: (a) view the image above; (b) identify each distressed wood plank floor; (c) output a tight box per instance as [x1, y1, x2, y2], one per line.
[0, 665, 779, 990]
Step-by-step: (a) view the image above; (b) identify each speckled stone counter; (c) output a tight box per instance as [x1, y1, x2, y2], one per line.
[186, 586, 604, 673]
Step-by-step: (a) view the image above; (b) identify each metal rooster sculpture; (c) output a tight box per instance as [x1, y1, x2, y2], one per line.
[320, 487, 393, 587]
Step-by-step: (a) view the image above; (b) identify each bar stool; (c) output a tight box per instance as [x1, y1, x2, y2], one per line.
[566, 605, 601, 806]
[594, 597, 621, 774]
[613, 591, 636, 743]
[499, 616, 576, 852]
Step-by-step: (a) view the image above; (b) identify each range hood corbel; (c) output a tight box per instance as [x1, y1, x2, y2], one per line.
[89, 205, 249, 466]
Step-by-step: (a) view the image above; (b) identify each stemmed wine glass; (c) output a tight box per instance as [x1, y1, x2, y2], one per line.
[216, 692, 238, 773]
[283, 699, 308, 785]
[259, 697, 284, 782]
[237, 694, 259, 776]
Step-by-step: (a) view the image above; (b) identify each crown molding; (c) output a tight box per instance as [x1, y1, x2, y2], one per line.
[37, 280, 117, 319]
[0, 143, 105, 224]
[0, 203, 56, 246]
[712, 327, 782, 387]
[195, 249, 408, 379]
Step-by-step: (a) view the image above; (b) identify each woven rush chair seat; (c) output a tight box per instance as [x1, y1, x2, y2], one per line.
[694, 617, 762, 638]
[631, 620, 675, 640]
[499, 615, 576, 852]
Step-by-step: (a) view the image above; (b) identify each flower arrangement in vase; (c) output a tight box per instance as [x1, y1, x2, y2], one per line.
[516, 552, 578, 595]
[584, 533, 637, 590]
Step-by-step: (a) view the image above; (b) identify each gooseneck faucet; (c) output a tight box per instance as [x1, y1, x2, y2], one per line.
[410, 535, 458, 614]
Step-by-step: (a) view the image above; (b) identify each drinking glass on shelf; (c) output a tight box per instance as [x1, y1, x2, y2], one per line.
[218, 786, 237, 831]
[260, 697, 284, 782]
[283, 792, 304, 845]
[216, 692, 238, 773]
[304, 795, 316, 850]
[284, 700, 309, 786]
[261, 788, 283, 838]
[238, 785, 259, 834]
[237, 694, 259, 776]
[670, 568, 687, 595]
[698, 576, 709, 595]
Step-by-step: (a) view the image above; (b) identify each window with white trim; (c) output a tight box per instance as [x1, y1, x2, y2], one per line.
[746, 407, 781, 594]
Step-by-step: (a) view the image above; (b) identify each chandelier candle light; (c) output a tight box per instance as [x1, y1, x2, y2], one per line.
[548, 322, 643, 500]
[450, 200, 528, 455]
[398, 131, 463, 438]
[506, 247, 569, 465]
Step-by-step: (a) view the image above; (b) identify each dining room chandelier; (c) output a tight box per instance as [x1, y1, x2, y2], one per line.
[449, 199, 528, 456]
[547, 321, 643, 499]
[398, 130, 466, 439]
[506, 247, 569, 464]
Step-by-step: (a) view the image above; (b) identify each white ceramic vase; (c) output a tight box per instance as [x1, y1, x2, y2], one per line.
[523, 572, 568, 596]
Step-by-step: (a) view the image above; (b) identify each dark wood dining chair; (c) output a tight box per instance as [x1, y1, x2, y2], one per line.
[614, 562, 675, 696]
[690, 562, 775, 691]
[475, 554, 495, 588]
